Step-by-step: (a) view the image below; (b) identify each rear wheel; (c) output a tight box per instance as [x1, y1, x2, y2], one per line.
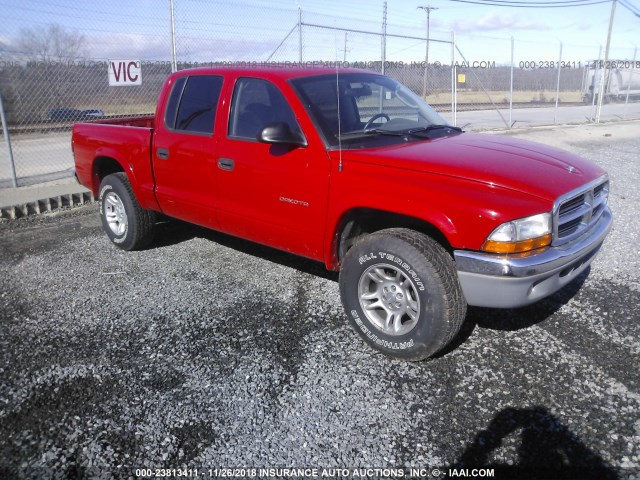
[99, 173, 156, 250]
[339, 228, 466, 360]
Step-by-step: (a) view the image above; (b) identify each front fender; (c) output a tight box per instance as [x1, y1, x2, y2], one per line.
[323, 160, 551, 270]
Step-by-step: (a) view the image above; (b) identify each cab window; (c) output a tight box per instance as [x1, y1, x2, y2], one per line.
[165, 75, 223, 135]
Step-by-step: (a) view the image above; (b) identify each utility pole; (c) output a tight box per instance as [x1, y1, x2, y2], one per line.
[418, 5, 438, 99]
[595, 0, 617, 123]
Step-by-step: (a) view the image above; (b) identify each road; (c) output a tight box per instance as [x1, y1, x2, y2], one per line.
[441, 100, 640, 130]
[0, 122, 639, 480]
[0, 132, 74, 188]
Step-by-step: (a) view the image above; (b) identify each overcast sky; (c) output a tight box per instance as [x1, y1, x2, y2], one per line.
[1, 0, 638, 64]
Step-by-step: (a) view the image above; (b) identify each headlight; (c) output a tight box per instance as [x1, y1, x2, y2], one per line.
[482, 213, 552, 254]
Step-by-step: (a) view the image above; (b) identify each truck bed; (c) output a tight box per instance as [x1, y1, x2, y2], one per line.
[72, 115, 157, 208]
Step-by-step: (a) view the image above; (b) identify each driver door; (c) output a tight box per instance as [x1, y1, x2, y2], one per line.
[214, 77, 330, 259]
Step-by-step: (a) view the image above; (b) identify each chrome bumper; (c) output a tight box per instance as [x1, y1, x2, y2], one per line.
[454, 207, 612, 308]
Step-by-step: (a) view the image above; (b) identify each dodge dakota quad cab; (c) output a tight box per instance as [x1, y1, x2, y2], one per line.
[72, 67, 612, 360]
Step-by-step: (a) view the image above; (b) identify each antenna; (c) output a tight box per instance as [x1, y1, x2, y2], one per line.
[334, 23, 343, 172]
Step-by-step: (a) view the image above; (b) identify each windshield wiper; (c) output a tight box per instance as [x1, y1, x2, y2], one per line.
[361, 124, 462, 137]
[339, 124, 462, 140]
[338, 128, 405, 139]
[363, 128, 406, 136]
[406, 124, 462, 135]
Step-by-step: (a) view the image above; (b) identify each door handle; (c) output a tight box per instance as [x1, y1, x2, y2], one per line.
[157, 148, 170, 160]
[217, 158, 235, 171]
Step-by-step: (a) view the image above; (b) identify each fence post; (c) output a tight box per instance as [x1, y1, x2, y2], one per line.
[381, 1, 387, 74]
[595, 0, 617, 123]
[623, 47, 637, 119]
[451, 31, 457, 127]
[509, 36, 514, 129]
[554, 42, 563, 125]
[590, 45, 602, 121]
[298, 7, 303, 63]
[169, 0, 177, 72]
[0, 93, 18, 188]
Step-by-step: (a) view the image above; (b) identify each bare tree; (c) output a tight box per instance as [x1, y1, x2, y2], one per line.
[17, 24, 87, 62]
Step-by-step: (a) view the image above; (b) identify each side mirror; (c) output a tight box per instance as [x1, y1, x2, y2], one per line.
[257, 122, 307, 147]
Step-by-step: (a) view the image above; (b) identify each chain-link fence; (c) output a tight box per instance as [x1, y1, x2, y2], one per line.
[1, 0, 639, 189]
[0, 1, 176, 188]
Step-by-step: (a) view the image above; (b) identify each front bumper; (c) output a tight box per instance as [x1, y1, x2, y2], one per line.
[454, 206, 612, 308]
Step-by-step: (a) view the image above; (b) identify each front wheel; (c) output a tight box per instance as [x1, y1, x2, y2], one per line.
[99, 173, 156, 250]
[339, 228, 466, 361]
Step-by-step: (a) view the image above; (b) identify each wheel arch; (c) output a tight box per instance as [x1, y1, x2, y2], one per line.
[92, 156, 126, 196]
[327, 207, 457, 271]
[92, 154, 155, 211]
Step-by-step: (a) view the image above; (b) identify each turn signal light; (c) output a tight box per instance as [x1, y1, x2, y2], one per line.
[482, 233, 552, 254]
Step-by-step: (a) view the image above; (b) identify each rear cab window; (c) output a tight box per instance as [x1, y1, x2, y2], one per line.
[164, 75, 223, 135]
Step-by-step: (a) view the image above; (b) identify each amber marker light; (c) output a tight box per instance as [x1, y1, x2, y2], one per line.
[481, 213, 552, 254]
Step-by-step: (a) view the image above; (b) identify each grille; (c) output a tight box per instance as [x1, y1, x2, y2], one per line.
[554, 178, 609, 245]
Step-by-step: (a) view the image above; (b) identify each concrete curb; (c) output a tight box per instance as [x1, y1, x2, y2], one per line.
[0, 191, 95, 220]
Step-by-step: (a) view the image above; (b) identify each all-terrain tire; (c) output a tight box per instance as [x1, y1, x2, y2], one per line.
[339, 228, 466, 361]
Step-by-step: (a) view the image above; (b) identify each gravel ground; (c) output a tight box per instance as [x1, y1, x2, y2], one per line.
[1, 121, 639, 480]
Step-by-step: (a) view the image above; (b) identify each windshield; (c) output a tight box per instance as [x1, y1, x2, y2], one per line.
[291, 72, 452, 147]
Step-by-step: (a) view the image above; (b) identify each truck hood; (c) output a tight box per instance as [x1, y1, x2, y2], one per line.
[342, 132, 606, 202]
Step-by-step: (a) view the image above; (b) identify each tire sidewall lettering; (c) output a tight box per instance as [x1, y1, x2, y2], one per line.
[112, 222, 128, 243]
[98, 184, 113, 216]
[350, 309, 415, 350]
[358, 250, 426, 292]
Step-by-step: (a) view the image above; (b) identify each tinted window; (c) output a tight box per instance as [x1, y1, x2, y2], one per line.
[228, 77, 301, 140]
[164, 77, 186, 130]
[168, 75, 223, 134]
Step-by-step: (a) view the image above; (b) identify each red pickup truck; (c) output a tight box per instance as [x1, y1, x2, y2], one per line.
[72, 67, 612, 360]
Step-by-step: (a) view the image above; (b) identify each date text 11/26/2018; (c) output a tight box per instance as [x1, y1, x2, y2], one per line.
[520, 60, 640, 69]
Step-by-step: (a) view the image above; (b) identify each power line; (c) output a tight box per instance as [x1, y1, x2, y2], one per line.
[619, 0, 640, 15]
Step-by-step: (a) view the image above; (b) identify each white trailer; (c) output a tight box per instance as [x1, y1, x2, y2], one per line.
[581, 61, 640, 103]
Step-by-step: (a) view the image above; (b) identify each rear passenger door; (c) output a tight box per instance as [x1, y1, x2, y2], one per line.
[153, 74, 224, 228]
